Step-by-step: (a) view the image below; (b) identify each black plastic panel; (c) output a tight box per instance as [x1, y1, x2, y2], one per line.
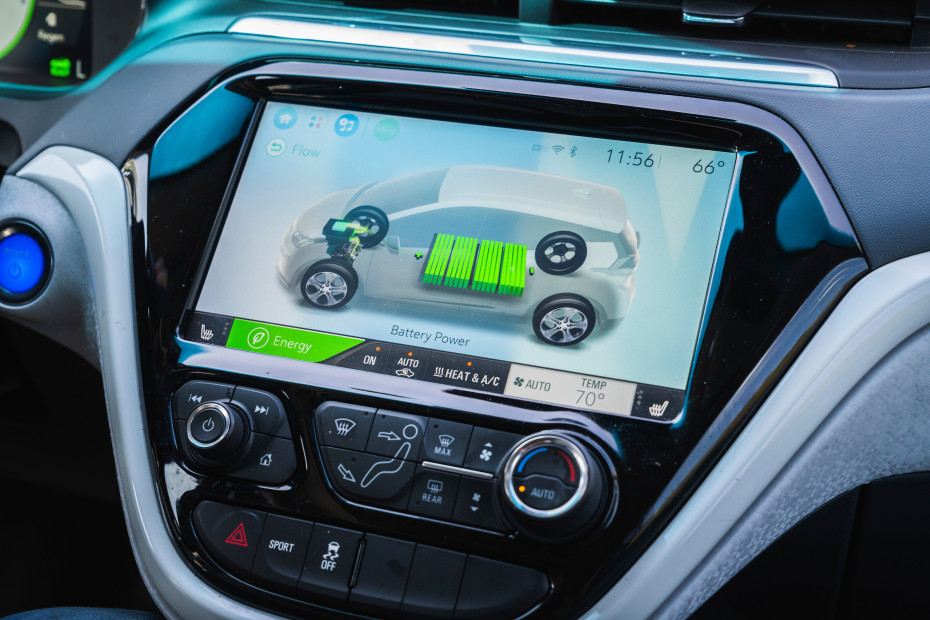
[132, 67, 866, 619]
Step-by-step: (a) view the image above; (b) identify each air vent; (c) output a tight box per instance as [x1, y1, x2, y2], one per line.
[555, 0, 925, 47]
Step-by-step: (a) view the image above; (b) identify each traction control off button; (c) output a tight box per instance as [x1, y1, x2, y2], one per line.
[192, 500, 266, 579]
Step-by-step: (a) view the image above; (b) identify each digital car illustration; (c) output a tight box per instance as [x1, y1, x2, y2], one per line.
[277, 166, 640, 346]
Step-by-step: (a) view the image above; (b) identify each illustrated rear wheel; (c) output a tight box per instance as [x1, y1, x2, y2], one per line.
[535, 231, 587, 275]
[345, 205, 389, 248]
[300, 259, 358, 309]
[532, 294, 596, 346]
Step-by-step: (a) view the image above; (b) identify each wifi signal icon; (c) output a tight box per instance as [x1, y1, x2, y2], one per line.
[551, 145, 565, 155]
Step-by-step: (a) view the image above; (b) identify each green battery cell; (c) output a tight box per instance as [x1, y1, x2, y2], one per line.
[499, 242, 526, 297]
[423, 233, 455, 285]
[472, 240, 503, 292]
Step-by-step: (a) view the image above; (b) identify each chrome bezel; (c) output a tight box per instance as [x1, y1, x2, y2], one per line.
[503, 434, 589, 519]
[186, 402, 232, 449]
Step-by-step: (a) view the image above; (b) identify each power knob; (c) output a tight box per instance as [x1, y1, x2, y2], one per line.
[501, 433, 609, 541]
[186, 402, 249, 463]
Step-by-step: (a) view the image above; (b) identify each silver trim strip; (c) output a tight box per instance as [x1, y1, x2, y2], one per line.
[592, 252, 930, 619]
[228, 17, 838, 88]
[682, 13, 745, 26]
[17, 148, 279, 620]
[422, 461, 494, 479]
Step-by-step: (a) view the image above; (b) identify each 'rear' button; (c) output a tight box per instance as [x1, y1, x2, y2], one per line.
[419, 418, 472, 466]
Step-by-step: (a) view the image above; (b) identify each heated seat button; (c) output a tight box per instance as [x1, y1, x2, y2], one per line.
[408, 467, 459, 520]
[349, 534, 416, 617]
[401, 545, 466, 619]
[227, 433, 297, 485]
[419, 418, 472, 466]
[512, 474, 574, 511]
[366, 410, 427, 460]
[192, 501, 266, 579]
[463, 428, 522, 474]
[252, 514, 314, 594]
[454, 556, 549, 620]
[453, 478, 506, 531]
[322, 447, 414, 510]
[298, 525, 362, 609]
[174, 381, 233, 420]
[315, 402, 375, 451]
[230, 386, 290, 438]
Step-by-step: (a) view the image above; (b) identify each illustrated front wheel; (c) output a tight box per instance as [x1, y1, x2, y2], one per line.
[345, 205, 389, 248]
[532, 294, 596, 346]
[300, 259, 359, 309]
[535, 231, 587, 275]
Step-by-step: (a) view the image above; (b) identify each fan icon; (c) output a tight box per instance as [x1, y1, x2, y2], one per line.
[513, 377, 525, 387]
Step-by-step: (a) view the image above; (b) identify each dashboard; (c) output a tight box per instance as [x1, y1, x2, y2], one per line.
[3, 1, 930, 619]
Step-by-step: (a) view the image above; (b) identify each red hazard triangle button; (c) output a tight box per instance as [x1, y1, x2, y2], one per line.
[192, 501, 265, 578]
[225, 522, 249, 547]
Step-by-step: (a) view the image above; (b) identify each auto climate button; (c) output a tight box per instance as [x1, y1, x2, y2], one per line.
[501, 433, 609, 541]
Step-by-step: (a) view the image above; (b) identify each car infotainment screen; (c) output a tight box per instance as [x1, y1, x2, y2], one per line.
[187, 101, 737, 423]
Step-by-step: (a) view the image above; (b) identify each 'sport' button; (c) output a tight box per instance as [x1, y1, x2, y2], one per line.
[512, 474, 575, 511]
[252, 514, 314, 594]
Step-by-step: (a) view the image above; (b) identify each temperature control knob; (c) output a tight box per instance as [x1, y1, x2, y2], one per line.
[501, 433, 609, 541]
[186, 402, 248, 462]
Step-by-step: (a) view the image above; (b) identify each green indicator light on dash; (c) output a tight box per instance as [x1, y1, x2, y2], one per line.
[226, 318, 362, 363]
[49, 58, 71, 78]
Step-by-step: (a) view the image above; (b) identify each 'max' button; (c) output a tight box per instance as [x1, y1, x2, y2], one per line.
[419, 418, 473, 466]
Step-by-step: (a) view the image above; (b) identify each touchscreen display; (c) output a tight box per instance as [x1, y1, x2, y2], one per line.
[188, 101, 737, 422]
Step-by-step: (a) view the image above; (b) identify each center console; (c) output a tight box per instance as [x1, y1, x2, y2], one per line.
[129, 62, 865, 618]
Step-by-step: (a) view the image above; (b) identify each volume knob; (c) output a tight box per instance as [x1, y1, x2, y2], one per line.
[501, 433, 608, 541]
[186, 402, 248, 462]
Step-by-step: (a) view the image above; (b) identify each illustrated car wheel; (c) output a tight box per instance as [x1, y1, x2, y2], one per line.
[532, 294, 596, 346]
[345, 205, 389, 248]
[535, 231, 587, 275]
[300, 259, 358, 309]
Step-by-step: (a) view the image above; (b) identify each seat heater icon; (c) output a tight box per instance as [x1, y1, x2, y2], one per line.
[334, 418, 356, 436]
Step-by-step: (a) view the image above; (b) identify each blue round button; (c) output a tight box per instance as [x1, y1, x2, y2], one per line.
[0, 233, 45, 294]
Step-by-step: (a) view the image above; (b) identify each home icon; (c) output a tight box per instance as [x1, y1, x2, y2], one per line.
[259, 453, 273, 467]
